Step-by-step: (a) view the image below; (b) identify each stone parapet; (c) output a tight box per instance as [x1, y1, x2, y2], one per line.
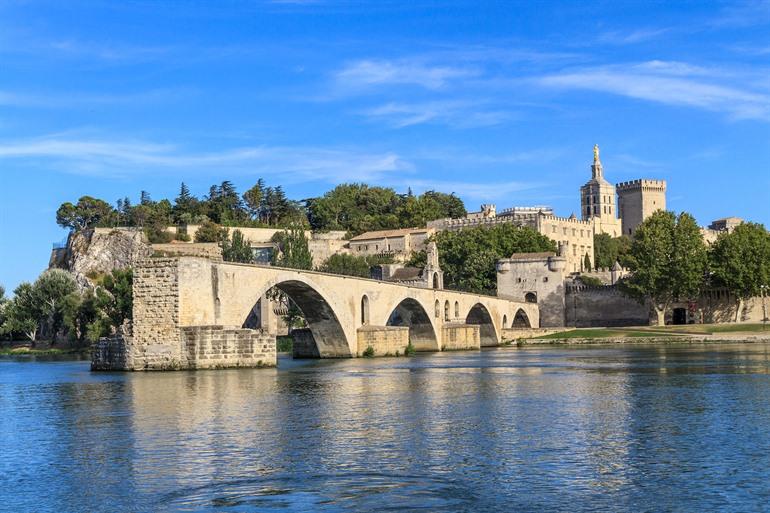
[616, 179, 667, 191]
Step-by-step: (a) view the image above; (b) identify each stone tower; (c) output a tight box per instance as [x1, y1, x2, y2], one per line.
[580, 145, 621, 237]
[424, 241, 443, 289]
[616, 179, 667, 236]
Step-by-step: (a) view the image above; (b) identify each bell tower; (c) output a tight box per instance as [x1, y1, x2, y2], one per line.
[580, 145, 621, 237]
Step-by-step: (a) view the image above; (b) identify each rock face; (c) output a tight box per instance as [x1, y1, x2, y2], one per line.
[50, 228, 152, 289]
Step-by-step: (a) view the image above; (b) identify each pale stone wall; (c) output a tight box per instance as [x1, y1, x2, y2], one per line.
[356, 326, 409, 356]
[308, 238, 350, 268]
[496, 254, 566, 327]
[535, 215, 595, 272]
[151, 243, 223, 260]
[91, 335, 129, 370]
[181, 326, 275, 369]
[441, 324, 480, 350]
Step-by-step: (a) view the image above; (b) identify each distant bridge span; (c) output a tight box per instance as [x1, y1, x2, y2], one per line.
[94, 257, 539, 370]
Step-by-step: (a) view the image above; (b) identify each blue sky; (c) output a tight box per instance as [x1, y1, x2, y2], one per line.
[1, 0, 769, 292]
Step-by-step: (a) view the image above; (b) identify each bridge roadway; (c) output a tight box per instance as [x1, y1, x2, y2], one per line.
[98, 256, 539, 371]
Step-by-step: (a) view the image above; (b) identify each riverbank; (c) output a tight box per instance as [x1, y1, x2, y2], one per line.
[0, 341, 89, 356]
[510, 323, 770, 345]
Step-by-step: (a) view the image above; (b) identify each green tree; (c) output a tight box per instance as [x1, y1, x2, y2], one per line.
[593, 234, 633, 270]
[56, 196, 115, 231]
[173, 182, 200, 223]
[319, 253, 372, 278]
[1, 283, 39, 343]
[243, 179, 265, 221]
[222, 230, 254, 263]
[306, 183, 401, 234]
[709, 222, 770, 322]
[272, 225, 312, 270]
[430, 224, 556, 294]
[194, 221, 228, 243]
[583, 253, 592, 272]
[621, 211, 707, 325]
[32, 269, 78, 342]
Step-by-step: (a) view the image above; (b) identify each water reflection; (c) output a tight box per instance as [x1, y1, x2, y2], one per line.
[2, 343, 770, 512]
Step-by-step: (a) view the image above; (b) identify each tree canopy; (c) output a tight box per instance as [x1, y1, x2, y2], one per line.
[593, 233, 632, 270]
[709, 222, 770, 321]
[620, 211, 707, 325]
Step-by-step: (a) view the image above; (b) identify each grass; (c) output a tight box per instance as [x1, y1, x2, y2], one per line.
[276, 335, 293, 353]
[534, 323, 770, 340]
[0, 346, 88, 355]
[535, 328, 683, 340]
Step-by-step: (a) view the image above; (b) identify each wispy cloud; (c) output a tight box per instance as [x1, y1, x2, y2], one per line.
[538, 60, 770, 121]
[334, 59, 477, 91]
[0, 135, 412, 182]
[598, 27, 671, 45]
[399, 179, 545, 201]
[0, 88, 193, 108]
[359, 100, 510, 128]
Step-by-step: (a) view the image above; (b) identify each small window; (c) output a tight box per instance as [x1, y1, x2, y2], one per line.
[454, 301, 459, 318]
[516, 277, 522, 283]
[543, 277, 548, 282]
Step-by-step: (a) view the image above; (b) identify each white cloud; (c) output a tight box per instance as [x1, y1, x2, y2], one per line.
[359, 100, 510, 128]
[539, 61, 770, 121]
[0, 135, 412, 182]
[598, 28, 671, 45]
[335, 59, 476, 90]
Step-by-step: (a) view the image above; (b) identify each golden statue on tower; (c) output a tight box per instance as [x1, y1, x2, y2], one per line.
[593, 144, 600, 163]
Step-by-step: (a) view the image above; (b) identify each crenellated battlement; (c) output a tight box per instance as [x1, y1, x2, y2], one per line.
[616, 179, 667, 191]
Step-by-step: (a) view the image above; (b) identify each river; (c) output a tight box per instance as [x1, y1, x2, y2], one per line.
[2, 343, 770, 512]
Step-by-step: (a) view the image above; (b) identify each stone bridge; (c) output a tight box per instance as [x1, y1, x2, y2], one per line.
[93, 256, 539, 370]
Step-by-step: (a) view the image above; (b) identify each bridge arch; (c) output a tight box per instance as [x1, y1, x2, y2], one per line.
[385, 297, 439, 352]
[511, 308, 532, 328]
[241, 276, 354, 358]
[465, 302, 499, 346]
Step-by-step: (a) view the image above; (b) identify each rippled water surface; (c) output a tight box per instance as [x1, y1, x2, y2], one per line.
[3, 343, 770, 512]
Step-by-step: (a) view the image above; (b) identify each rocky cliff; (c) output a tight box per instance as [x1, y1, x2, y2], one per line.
[49, 228, 153, 289]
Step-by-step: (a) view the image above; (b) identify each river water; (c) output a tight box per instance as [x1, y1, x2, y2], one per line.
[2, 343, 770, 512]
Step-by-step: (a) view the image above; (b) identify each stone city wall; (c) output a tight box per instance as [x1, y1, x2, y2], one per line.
[151, 243, 223, 260]
[565, 285, 650, 327]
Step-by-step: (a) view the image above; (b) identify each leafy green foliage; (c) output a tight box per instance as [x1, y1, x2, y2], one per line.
[709, 222, 770, 317]
[56, 196, 115, 231]
[1, 270, 78, 343]
[433, 224, 557, 294]
[577, 275, 604, 287]
[593, 234, 633, 269]
[319, 254, 372, 277]
[583, 253, 592, 272]
[63, 269, 133, 344]
[620, 211, 707, 324]
[272, 226, 313, 270]
[222, 229, 254, 263]
[306, 184, 466, 235]
[194, 221, 228, 243]
[362, 345, 375, 357]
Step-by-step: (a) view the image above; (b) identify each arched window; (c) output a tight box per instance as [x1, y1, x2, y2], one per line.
[433, 273, 439, 289]
[444, 300, 450, 321]
[454, 301, 459, 318]
[502, 314, 508, 328]
[525, 292, 537, 303]
[435, 300, 441, 318]
[361, 295, 369, 325]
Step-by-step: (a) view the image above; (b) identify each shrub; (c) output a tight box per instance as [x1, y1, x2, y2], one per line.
[362, 345, 375, 357]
